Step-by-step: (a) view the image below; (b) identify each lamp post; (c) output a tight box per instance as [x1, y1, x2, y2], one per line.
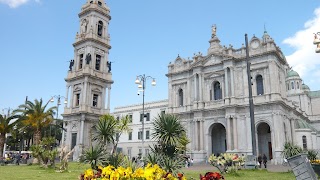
[50, 95, 67, 146]
[313, 32, 320, 53]
[245, 34, 257, 156]
[134, 74, 156, 159]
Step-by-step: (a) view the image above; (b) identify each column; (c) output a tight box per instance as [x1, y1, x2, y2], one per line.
[194, 75, 197, 101]
[79, 115, 85, 145]
[290, 118, 296, 144]
[82, 77, 88, 105]
[230, 67, 235, 97]
[224, 69, 229, 97]
[226, 117, 231, 151]
[233, 117, 238, 150]
[200, 120, 204, 151]
[199, 74, 203, 101]
[194, 120, 198, 151]
[107, 85, 111, 112]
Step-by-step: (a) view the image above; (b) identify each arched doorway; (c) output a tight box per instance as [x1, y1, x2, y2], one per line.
[210, 123, 227, 155]
[257, 122, 272, 160]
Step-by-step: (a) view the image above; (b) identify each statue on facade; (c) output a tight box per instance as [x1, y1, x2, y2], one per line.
[107, 61, 112, 72]
[85, 53, 91, 64]
[212, 24, 217, 38]
[80, 19, 88, 34]
[69, 59, 74, 71]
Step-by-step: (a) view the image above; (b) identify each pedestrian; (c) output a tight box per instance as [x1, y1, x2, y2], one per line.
[16, 153, 21, 165]
[257, 154, 262, 168]
[263, 154, 268, 168]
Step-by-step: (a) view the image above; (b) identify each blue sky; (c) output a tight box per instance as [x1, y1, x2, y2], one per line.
[1, 0, 320, 116]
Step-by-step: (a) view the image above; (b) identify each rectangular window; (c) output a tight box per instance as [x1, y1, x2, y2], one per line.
[116, 133, 119, 141]
[139, 149, 142, 155]
[76, 93, 80, 106]
[95, 55, 101, 70]
[127, 148, 132, 158]
[79, 54, 83, 69]
[146, 130, 150, 140]
[71, 133, 77, 150]
[146, 113, 150, 121]
[93, 94, 98, 107]
[138, 131, 142, 140]
[128, 132, 132, 140]
[302, 136, 307, 150]
[129, 115, 133, 123]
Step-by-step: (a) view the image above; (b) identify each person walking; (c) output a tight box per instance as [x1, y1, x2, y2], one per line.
[257, 154, 262, 168]
[263, 154, 268, 168]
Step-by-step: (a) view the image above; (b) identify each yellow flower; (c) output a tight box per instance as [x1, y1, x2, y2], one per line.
[133, 167, 144, 178]
[84, 169, 94, 179]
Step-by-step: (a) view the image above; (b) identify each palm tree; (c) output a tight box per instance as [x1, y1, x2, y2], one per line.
[0, 112, 19, 157]
[15, 99, 56, 145]
[152, 113, 186, 148]
[92, 114, 130, 154]
[112, 115, 130, 154]
[92, 114, 117, 146]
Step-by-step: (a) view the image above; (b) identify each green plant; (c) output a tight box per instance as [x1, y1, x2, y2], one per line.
[282, 142, 302, 158]
[120, 156, 140, 171]
[307, 149, 318, 161]
[104, 153, 124, 168]
[80, 145, 108, 170]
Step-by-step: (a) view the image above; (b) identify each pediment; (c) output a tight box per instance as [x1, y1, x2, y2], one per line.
[92, 87, 102, 92]
[74, 86, 82, 91]
[204, 71, 223, 79]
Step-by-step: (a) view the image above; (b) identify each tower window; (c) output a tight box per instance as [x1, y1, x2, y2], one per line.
[90, 1, 93, 3]
[178, 89, 183, 106]
[93, 94, 98, 107]
[98, 1, 102, 6]
[297, 82, 300, 89]
[213, 81, 222, 100]
[95, 55, 101, 70]
[79, 54, 83, 69]
[256, 75, 264, 95]
[75, 93, 80, 106]
[291, 82, 294, 89]
[128, 114, 133, 123]
[98, 21, 103, 37]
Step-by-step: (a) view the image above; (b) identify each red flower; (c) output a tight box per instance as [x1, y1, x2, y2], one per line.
[200, 172, 224, 180]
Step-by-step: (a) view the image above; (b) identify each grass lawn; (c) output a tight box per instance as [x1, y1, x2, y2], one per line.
[0, 163, 295, 180]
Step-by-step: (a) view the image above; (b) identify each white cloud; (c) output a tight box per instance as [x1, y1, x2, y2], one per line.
[283, 7, 320, 89]
[0, 0, 40, 8]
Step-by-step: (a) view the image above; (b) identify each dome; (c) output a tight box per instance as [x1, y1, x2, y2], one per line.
[286, 70, 300, 78]
[302, 84, 310, 90]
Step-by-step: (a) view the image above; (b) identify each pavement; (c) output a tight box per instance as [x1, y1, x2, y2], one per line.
[182, 163, 292, 173]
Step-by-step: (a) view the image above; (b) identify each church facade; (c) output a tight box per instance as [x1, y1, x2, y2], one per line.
[115, 27, 320, 164]
[166, 26, 320, 164]
[62, 0, 113, 160]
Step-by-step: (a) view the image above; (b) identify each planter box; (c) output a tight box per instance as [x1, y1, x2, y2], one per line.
[287, 154, 317, 180]
[311, 164, 320, 177]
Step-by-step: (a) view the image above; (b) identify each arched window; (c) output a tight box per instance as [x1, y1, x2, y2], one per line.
[297, 82, 300, 89]
[302, 135, 307, 150]
[291, 82, 294, 89]
[214, 82, 222, 100]
[98, 21, 103, 37]
[256, 75, 264, 95]
[178, 89, 183, 106]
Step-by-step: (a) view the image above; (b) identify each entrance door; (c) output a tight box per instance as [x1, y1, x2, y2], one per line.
[257, 122, 272, 159]
[211, 123, 227, 155]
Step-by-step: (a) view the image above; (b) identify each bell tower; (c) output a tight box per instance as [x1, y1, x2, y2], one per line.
[62, 0, 113, 160]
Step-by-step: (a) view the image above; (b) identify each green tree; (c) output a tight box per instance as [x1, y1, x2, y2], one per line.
[152, 113, 186, 157]
[0, 112, 19, 157]
[15, 99, 56, 145]
[92, 114, 117, 146]
[92, 114, 130, 154]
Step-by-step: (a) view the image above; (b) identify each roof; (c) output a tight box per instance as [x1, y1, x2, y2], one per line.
[302, 84, 310, 90]
[295, 119, 318, 132]
[308, 90, 320, 98]
[287, 70, 300, 78]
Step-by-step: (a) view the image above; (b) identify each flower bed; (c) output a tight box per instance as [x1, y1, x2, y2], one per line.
[79, 164, 186, 180]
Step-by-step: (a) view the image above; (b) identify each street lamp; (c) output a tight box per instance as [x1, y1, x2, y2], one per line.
[134, 74, 156, 159]
[313, 32, 320, 53]
[50, 95, 67, 146]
